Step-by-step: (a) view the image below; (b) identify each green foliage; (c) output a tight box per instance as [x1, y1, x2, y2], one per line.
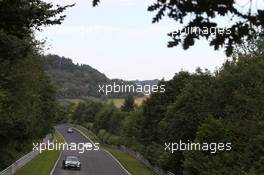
[0, 0, 71, 170]
[183, 117, 234, 175]
[98, 129, 107, 142]
[108, 135, 120, 145]
[43, 54, 110, 98]
[0, 51, 59, 170]
[183, 118, 264, 175]
[233, 37, 264, 59]
[94, 103, 115, 130]
[74, 54, 264, 174]
[43, 54, 145, 99]
[121, 96, 135, 112]
[147, 0, 264, 56]
[84, 122, 94, 130]
[72, 101, 103, 124]
[0, 0, 74, 37]
[121, 111, 144, 146]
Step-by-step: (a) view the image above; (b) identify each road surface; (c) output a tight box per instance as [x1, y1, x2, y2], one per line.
[52, 125, 128, 175]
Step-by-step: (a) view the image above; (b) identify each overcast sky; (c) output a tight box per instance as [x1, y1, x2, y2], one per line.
[37, 0, 264, 80]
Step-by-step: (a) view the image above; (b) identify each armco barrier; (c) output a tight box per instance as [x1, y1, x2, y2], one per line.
[0, 134, 52, 175]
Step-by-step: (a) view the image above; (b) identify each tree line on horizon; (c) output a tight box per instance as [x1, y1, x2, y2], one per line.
[43, 54, 151, 99]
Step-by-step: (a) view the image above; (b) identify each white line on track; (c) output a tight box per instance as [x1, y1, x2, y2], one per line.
[49, 130, 65, 175]
[73, 126, 131, 175]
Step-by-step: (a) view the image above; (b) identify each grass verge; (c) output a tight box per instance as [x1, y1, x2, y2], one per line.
[74, 125, 156, 175]
[15, 131, 64, 175]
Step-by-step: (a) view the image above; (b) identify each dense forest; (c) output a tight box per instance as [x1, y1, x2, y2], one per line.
[69, 46, 264, 174]
[43, 54, 157, 99]
[0, 0, 72, 170]
[43, 54, 110, 98]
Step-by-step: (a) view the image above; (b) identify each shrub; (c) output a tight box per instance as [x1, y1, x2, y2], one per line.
[84, 122, 94, 130]
[102, 132, 111, 143]
[98, 129, 107, 140]
[107, 135, 120, 145]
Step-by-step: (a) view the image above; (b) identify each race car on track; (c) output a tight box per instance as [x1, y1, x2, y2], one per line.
[62, 155, 81, 170]
[67, 127, 73, 133]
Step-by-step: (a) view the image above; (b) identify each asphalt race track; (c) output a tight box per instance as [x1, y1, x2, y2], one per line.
[52, 125, 128, 175]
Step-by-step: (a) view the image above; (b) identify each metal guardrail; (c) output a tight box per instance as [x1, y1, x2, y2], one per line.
[0, 134, 52, 175]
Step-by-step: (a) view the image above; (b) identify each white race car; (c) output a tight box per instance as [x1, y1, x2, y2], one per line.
[67, 128, 73, 133]
[62, 155, 81, 170]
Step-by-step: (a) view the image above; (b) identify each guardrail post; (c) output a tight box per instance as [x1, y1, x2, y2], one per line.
[11, 163, 16, 174]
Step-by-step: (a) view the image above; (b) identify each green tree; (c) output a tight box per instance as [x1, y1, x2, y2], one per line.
[0, 0, 72, 170]
[121, 109, 144, 148]
[94, 103, 117, 132]
[183, 117, 235, 175]
[121, 96, 135, 112]
[233, 37, 264, 59]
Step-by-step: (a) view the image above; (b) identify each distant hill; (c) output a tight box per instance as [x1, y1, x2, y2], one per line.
[42, 55, 158, 99]
[42, 54, 110, 98]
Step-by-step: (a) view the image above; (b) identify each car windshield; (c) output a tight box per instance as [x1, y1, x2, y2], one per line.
[66, 156, 78, 161]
